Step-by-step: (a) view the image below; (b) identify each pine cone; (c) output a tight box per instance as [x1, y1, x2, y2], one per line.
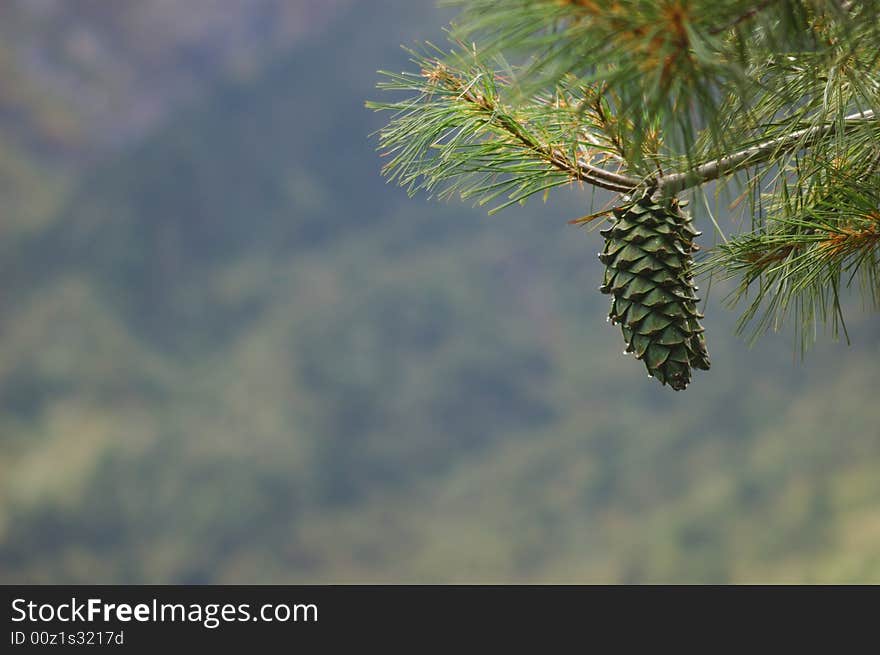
[599, 190, 710, 390]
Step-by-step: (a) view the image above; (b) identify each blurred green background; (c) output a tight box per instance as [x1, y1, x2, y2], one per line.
[1, 0, 879, 584]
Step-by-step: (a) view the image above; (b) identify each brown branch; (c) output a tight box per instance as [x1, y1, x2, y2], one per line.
[708, 0, 780, 35]
[739, 212, 880, 273]
[821, 214, 880, 258]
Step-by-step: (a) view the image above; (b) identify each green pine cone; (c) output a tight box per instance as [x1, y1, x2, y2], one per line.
[598, 190, 710, 391]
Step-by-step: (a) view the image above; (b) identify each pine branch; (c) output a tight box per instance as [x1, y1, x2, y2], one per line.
[657, 110, 878, 195]
[564, 109, 880, 195]
[368, 53, 642, 209]
[373, 54, 878, 202]
[701, 164, 880, 349]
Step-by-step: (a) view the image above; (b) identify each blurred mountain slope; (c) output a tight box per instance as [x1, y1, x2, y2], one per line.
[1, 1, 879, 583]
[0, 0, 350, 156]
[0, 0, 350, 243]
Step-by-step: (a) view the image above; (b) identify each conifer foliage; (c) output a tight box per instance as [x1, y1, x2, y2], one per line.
[369, 1, 880, 390]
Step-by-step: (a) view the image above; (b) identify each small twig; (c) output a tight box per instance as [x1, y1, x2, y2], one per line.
[708, 0, 780, 35]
